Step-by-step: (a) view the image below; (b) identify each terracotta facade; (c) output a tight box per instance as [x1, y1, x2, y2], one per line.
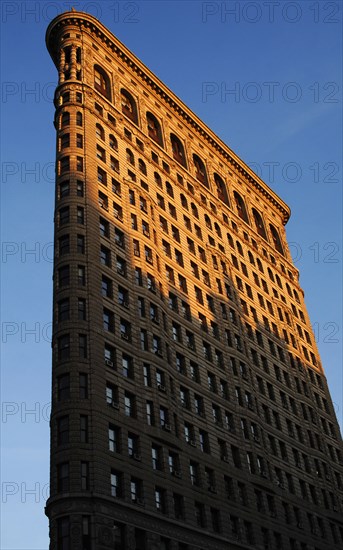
[46, 11, 343, 550]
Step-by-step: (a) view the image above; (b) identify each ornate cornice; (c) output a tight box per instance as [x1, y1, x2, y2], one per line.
[46, 11, 291, 224]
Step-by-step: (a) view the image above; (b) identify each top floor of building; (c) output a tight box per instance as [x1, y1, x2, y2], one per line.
[46, 11, 292, 253]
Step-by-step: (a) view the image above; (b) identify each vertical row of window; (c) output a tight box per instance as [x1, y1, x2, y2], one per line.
[59, 44, 82, 80]
[58, 111, 83, 176]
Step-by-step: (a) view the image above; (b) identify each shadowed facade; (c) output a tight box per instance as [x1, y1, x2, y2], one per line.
[46, 11, 343, 550]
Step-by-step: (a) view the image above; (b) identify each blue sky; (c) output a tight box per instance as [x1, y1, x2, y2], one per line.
[1, 1, 342, 548]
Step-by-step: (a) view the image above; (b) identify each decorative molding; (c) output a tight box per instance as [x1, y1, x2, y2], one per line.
[46, 11, 290, 224]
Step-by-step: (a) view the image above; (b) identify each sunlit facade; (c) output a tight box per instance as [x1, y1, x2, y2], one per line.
[46, 11, 343, 550]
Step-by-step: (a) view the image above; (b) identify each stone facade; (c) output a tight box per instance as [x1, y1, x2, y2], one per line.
[45, 11, 343, 550]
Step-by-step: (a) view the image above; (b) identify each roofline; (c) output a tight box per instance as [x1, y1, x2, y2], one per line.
[46, 10, 291, 224]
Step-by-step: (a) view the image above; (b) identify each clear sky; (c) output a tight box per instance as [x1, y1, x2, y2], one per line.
[1, 1, 342, 548]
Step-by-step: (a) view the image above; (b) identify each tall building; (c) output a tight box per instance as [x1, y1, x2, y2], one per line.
[45, 11, 343, 550]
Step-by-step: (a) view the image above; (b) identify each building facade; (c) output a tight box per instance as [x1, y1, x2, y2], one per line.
[46, 11, 343, 550]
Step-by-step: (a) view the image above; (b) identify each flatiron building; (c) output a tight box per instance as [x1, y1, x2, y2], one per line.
[46, 10, 343, 550]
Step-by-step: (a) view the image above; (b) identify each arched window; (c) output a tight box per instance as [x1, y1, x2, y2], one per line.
[269, 224, 284, 255]
[154, 172, 162, 188]
[214, 173, 230, 205]
[61, 92, 70, 105]
[267, 268, 275, 282]
[121, 89, 138, 124]
[109, 134, 118, 151]
[248, 251, 255, 265]
[275, 274, 282, 289]
[256, 258, 264, 273]
[193, 154, 209, 188]
[138, 159, 147, 175]
[191, 203, 199, 219]
[293, 290, 300, 304]
[170, 134, 187, 167]
[64, 46, 71, 64]
[94, 65, 111, 101]
[214, 223, 222, 238]
[204, 214, 212, 230]
[227, 233, 234, 249]
[180, 194, 188, 209]
[233, 191, 249, 224]
[236, 241, 244, 257]
[96, 124, 105, 141]
[63, 47, 71, 80]
[126, 149, 135, 166]
[61, 112, 70, 128]
[147, 112, 163, 147]
[252, 208, 267, 240]
[286, 283, 292, 297]
[166, 182, 173, 198]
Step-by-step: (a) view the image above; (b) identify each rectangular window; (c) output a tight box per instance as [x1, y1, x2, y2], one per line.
[98, 166, 107, 185]
[100, 245, 111, 266]
[195, 502, 206, 527]
[176, 353, 186, 374]
[98, 191, 108, 210]
[172, 225, 180, 242]
[118, 286, 129, 308]
[57, 374, 70, 400]
[124, 392, 135, 417]
[106, 383, 118, 408]
[109, 424, 120, 452]
[76, 133, 83, 148]
[103, 308, 114, 332]
[128, 433, 139, 458]
[59, 206, 70, 226]
[151, 445, 162, 471]
[120, 319, 131, 342]
[166, 265, 175, 285]
[79, 373, 88, 399]
[59, 234, 70, 255]
[178, 274, 187, 294]
[77, 234, 85, 254]
[122, 354, 134, 378]
[114, 227, 125, 249]
[117, 256, 127, 276]
[189, 461, 200, 485]
[113, 202, 123, 221]
[78, 334, 87, 359]
[59, 180, 70, 198]
[199, 429, 210, 453]
[110, 470, 122, 497]
[155, 487, 166, 513]
[57, 415, 69, 445]
[58, 298, 70, 322]
[146, 401, 154, 426]
[76, 207, 84, 225]
[57, 517, 70, 549]
[58, 334, 70, 360]
[76, 156, 83, 172]
[147, 273, 156, 293]
[101, 275, 112, 298]
[104, 345, 115, 366]
[76, 180, 84, 197]
[80, 415, 88, 443]
[80, 461, 89, 490]
[60, 156, 70, 174]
